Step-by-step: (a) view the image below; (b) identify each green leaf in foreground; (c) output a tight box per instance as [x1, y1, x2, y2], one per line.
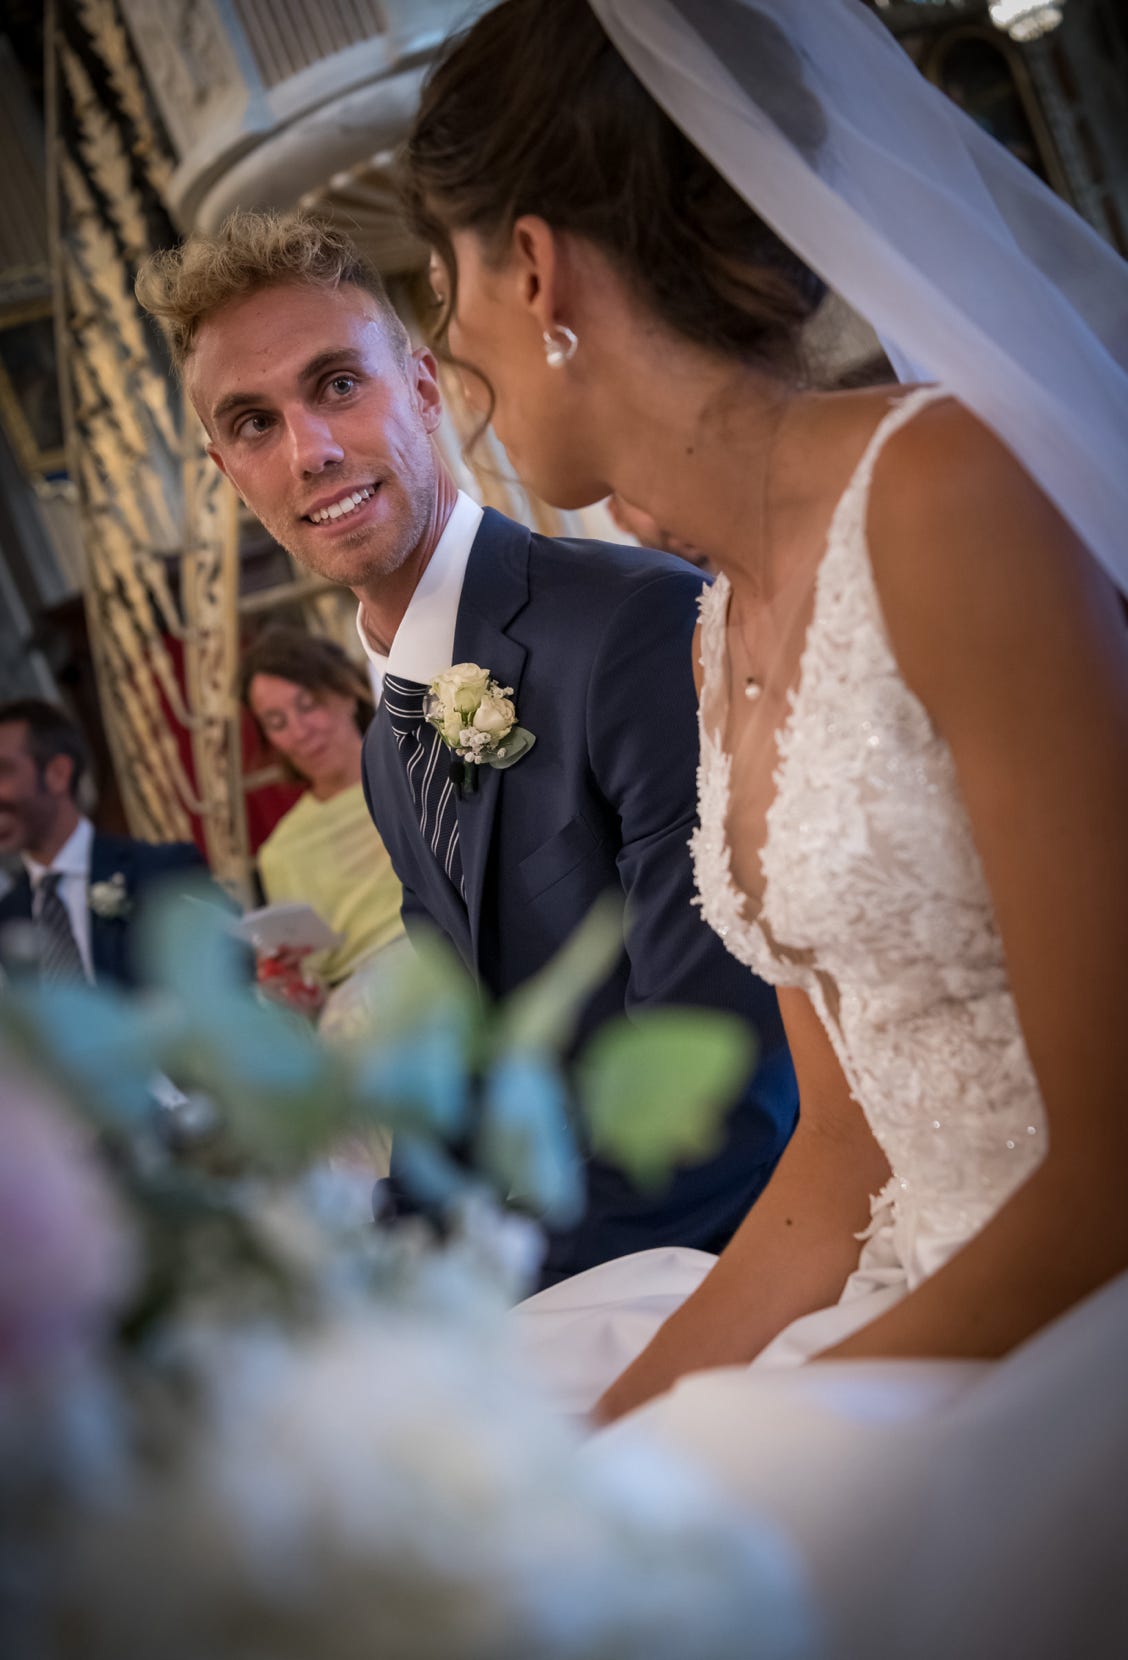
[492, 894, 623, 1058]
[578, 1009, 756, 1190]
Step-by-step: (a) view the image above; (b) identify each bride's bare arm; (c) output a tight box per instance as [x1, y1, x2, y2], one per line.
[819, 399, 1128, 1364]
[593, 990, 889, 1425]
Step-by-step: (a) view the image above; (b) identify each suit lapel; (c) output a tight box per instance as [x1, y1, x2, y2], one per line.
[0, 870, 33, 924]
[0, 871, 33, 975]
[452, 511, 531, 967]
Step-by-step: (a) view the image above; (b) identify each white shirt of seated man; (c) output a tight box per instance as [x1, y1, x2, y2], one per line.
[23, 814, 96, 982]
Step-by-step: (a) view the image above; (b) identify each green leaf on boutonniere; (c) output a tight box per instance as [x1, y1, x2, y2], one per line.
[577, 1008, 756, 1189]
[488, 727, 536, 770]
[492, 895, 622, 1058]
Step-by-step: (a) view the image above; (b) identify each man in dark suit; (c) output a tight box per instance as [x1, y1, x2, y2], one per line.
[141, 211, 797, 1284]
[0, 699, 208, 991]
[361, 503, 798, 1283]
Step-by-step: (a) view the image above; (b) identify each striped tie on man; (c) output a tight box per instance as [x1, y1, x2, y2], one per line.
[36, 870, 87, 983]
[382, 674, 466, 899]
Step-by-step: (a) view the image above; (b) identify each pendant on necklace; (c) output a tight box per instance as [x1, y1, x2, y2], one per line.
[744, 677, 763, 702]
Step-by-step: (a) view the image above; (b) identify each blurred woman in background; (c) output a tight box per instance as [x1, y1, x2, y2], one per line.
[240, 627, 403, 992]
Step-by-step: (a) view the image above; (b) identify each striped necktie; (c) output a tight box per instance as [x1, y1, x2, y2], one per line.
[383, 674, 466, 900]
[36, 871, 87, 983]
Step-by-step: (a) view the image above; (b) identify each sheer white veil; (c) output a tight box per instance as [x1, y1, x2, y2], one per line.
[587, 0, 1128, 594]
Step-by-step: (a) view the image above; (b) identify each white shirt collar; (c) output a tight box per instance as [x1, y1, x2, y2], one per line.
[356, 489, 484, 686]
[23, 815, 94, 886]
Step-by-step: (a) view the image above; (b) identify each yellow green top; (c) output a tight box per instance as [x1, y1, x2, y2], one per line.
[257, 782, 404, 985]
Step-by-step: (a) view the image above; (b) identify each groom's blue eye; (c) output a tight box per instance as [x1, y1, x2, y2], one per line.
[235, 412, 272, 438]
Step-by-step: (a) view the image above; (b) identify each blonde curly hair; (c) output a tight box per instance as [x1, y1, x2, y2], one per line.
[135, 210, 411, 376]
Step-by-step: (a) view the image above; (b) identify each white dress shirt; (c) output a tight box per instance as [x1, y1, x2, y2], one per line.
[355, 490, 484, 689]
[23, 815, 96, 982]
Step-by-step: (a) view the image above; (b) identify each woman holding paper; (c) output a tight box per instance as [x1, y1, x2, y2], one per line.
[240, 627, 404, 991]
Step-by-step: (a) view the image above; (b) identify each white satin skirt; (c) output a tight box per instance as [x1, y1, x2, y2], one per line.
[513, 1241, 1128, 1659]
[515, 1197, 912, 1419]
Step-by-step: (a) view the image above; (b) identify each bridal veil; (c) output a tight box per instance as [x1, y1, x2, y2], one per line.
[587, 0, 1128, 596]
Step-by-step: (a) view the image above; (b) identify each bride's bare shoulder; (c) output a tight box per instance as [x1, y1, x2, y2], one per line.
[861, 393, 1117, 717]
[870, 392, 1038, 525]
[866, 391, 1081, 570]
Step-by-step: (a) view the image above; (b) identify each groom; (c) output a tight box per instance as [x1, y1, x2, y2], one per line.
[140, 212, 797, 1284]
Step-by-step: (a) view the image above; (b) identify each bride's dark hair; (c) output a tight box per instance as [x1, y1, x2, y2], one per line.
[403, 0, 826, 377]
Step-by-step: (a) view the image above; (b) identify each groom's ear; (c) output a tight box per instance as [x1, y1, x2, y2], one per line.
[511, 215, 566, 334]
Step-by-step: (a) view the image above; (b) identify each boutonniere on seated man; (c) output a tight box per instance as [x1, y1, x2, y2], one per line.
[88, 872, 132, 920]
[424, 663, 536, 794]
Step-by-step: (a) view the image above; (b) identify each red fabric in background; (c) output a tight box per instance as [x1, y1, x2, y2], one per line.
[154, 634, 303, 863]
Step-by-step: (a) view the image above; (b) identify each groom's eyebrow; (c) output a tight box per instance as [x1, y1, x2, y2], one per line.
[212, 388, 265, 426]
[300, 348, 362, 381]
[210, 349, 364, 427]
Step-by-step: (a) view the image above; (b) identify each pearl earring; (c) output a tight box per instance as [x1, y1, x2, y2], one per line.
[542, 324, 579, 367]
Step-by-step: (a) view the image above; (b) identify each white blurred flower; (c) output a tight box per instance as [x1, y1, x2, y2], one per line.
[59, 1310, 814, 1660]
[989, 0, 1064, 41]
[88, 873, 131, 919]
[0, 1066, 136, 1376]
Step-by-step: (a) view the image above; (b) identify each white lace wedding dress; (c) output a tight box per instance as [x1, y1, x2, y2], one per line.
[516, 390, 1128, 1656]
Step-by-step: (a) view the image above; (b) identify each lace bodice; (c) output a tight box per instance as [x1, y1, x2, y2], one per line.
[692, 388, 1047, 1286]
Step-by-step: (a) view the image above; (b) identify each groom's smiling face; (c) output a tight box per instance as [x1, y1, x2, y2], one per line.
[188, 281, 444, 592]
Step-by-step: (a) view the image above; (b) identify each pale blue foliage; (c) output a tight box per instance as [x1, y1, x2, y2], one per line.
[351, 1018, 469, 1141]
[0, 885, 752, 1252]
[478, 1052, 585, 1228]
[0, 981, 163, 1128]
[142, 889, 321, 1085]
[135, 883, 248, 1003]
[392, 1133, 477, 1213]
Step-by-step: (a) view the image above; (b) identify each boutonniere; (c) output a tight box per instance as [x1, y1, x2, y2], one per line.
[89, 872, 131, 920]
[425, 663, 535, 795]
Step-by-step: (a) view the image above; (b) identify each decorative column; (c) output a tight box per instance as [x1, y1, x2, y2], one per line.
[47, 0, 250, 893]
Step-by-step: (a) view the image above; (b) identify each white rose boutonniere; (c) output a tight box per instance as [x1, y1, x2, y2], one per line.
[89, 873, 132, 920]
[424, 664, 535, 794]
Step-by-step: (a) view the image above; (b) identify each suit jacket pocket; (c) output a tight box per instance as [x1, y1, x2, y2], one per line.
[519, 812, 603, 899]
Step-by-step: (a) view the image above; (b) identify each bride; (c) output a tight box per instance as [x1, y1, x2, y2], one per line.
[402, 0, 1128, 1643]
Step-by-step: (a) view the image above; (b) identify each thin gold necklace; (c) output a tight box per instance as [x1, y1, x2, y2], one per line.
[733, 395, 793, 703]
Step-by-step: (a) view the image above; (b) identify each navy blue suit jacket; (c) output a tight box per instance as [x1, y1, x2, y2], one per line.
[0, 831, 208, 992]
[364, 509, 797, 1284]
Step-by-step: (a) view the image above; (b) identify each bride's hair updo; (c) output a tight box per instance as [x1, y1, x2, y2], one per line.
[403, 0, 826, 377]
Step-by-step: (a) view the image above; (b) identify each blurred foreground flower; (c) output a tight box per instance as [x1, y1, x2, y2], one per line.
[52, 1312, 811, 1660]
[0, 1072, 135, 1376]
[0, 889, 796, 1660]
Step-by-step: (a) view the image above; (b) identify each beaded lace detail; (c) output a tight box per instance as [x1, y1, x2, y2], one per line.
[691, 388, 1047, 1285]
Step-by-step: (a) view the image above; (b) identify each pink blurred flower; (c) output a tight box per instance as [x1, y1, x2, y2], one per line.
[0, 1069, 136, 1377]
